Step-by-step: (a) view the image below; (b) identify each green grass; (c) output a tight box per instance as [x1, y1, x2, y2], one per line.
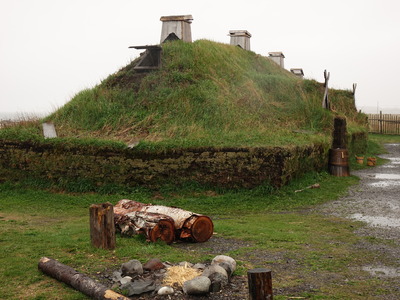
[28, 39, 363, 149]
[1, 163, 397, 299]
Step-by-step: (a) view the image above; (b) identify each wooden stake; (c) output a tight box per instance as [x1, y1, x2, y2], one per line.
[90, 202, 115, 249]
[248, 268, 273, 300]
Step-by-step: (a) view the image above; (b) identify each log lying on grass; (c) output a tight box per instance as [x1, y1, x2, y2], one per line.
[114, 199, 214, 243]
[115, 210, 175, 244]
[38, 257, 129, 300]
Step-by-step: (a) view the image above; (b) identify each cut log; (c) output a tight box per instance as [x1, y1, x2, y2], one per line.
[115, 210, 175, 244]
[38, 257, 130, 300]
[89, 202, 115, 249]
[114, 199, 214, 243]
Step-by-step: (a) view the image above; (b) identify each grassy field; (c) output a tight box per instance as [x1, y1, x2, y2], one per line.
[1, 134, 399, 299]
[0, 172, 357, 300]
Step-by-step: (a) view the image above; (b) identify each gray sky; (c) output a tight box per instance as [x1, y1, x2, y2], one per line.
[1, 0, 400, 116]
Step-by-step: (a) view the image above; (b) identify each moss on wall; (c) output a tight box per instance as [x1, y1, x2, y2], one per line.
[0, 131, 367, 191]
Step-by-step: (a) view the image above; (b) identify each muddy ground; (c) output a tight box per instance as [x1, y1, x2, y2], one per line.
[122, 144, 400, 299]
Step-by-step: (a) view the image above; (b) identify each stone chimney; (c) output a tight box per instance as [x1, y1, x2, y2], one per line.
[160, 15, 193, 43]
[268, 52, 285, 68]
[290, 68, 304, 78]
[229, 30, 251, 50]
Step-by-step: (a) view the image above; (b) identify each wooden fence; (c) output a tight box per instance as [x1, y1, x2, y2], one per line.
[367, 112, 400, 135]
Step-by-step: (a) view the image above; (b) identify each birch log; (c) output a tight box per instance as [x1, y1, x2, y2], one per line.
[114, 199, 214, 243]
[38, 257, 129, 300]
[114, 210, 175, 244]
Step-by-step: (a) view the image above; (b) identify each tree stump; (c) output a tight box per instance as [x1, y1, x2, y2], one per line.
[247, 268, 273, 300]
[90, 202, 115, 249]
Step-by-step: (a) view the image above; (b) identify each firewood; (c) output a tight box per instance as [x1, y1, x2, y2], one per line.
[114, 199, 214, 243]
[115, 210, 175, 244]
[38, 257, 129, 300]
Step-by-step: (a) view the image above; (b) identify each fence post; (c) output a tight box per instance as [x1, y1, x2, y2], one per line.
[248, 268, 273, 300]
[379, 110, 383, 134]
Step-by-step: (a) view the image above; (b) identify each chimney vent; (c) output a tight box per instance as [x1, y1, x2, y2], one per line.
[268, 52, 285, 68]
[229, 30, 252, 50]
[160, 15, 193, 43]
[290, 68, 304, 78]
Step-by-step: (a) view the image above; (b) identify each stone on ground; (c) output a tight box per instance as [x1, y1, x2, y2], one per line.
[121, 279, 155, 296]
[157, 286, 174, 295]
[211, 255, 236, 273]
[143, 258, 165, 271]
[182, 276, 211, 295]
[121, 259, 143, 277]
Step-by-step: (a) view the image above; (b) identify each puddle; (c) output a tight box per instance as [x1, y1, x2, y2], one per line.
[369, 181, 400, 188]
[362, 265, 400, 278]
[367, 173, 400, 187]
[381, 164, 396, 168]
[350, 213, 400, 228]
[387, 157, 400, 164]
[374, 174, 400, 180]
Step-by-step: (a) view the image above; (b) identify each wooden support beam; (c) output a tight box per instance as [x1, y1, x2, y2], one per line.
[90, 202, 116, 250]
[322, 69, 330, 110]
[247, 268, 273, 300]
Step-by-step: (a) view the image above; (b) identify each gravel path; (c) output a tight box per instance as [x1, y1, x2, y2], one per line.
[317, 143, 400, 278]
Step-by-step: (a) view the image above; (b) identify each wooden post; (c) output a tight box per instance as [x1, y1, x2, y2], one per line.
[90, 202, 115, 249]
[247, 268, 273, 300]
[332, 117, 347, 149]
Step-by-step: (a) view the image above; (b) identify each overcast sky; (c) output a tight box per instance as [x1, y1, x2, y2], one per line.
[1, 0, 399, 117]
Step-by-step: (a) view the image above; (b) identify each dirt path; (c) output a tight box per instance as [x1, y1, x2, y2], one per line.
[317, 143, 400, 277]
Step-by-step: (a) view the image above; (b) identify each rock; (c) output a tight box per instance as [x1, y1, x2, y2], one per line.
[119, 276, 132, 285]
[121, 279, 156, 296]
[211, 255, 236, 273]
[218, 261, 234, 278]
[209, 278, 222, 292]
[111, 271, 122, 283]
[202, 265, 228, 279]
[193, 263, 206, 270]
[157, 286, 174, 295]
[143, 258, 165, 271]
[121, 259, 143, 277]
[183, 276, 211, 295]
[179, 261, 193, 268]
[208, 272, 228, 292]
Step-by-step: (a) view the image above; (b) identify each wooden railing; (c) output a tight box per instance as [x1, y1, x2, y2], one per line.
[367, 112, 400, 135]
